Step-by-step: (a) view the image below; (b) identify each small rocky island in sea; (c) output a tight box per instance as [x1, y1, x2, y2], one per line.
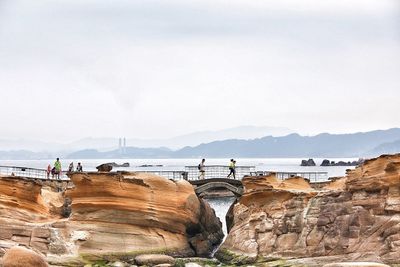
[300, 158, 316, 166]
[301, 158, 364, 166]
[103, 162, 130, 167]
[320, 158, 364, 166]
[0, 154, 399, 266]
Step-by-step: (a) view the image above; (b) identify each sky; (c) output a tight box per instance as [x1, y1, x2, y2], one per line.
[0, 0, 399, 142]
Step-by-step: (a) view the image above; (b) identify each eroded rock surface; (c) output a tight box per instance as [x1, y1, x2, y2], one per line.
[216, 154, 400, 265]
[65, 172, 223, 258]
[2, 246, 48, 267]
[0, 172, 223, 265]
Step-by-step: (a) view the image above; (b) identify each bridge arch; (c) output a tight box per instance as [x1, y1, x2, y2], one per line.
[194, 181, 243, 197]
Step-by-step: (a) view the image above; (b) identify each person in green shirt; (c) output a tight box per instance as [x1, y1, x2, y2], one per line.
[227, 159, 236, 179]
[54, 158, 62, 179]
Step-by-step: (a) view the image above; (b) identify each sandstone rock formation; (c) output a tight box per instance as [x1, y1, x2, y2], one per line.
[96, 163, 113, 172]
[0, 172, 223, 265]
[216, 154, 400, 266]
[0, 176, 63, 256]
[2, 246, 48, 267]
[64, 172, 223, 259]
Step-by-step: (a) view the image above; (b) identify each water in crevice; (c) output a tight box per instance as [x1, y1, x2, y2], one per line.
[204, 196, 236, 236]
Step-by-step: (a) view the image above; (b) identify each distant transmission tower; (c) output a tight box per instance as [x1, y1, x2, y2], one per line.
[123, 137, 126, 154]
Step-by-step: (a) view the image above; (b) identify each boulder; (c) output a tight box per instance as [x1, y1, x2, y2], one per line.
[2, 246, 48, 267]
[104, 162, 130, 167]
[323, 263, 390, 267]
[185, 263, 203, 267]
[134, 254, 175, 266]
[109, 261, 126, 267]
[96, 163, 113, 172]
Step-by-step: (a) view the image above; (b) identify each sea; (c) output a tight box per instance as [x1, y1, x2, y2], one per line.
[0, 157, 357, 177]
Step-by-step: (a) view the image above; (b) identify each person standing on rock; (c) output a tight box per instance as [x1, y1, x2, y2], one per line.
[227, 159, 236, 179]
[198, 158, 206, 180]
[76, 162, 83, 172]
[54, 158, 62, 180]
[68, 162, 74, 172]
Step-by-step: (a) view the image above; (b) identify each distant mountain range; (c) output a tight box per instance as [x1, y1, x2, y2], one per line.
[1, 128, 399, 159]
[0, 125, 293, 153]
[65, 128, 400, 159]
[174, 128, 400, 158]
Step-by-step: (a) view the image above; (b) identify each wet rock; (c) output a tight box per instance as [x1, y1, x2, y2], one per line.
[134, 254, 175, 266]
[2, 246, 48, 267]
[154, 264, 173, 267]
[110, 261, 126, 267]
[323, 263, 390, 267]
[185, 263, 202, 267]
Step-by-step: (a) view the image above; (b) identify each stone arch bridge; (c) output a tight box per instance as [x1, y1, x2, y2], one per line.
[189, 178, 244, 197]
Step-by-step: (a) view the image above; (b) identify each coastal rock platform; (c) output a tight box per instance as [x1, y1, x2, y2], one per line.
[0, 172, 223, 265]
[216, 154, 400, 266]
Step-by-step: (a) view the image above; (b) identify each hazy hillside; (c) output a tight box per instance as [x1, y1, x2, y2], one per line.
[1, 128, 399, 159]
[64, 128, 400, 159]
[369, 139, 400, 155]
[66, 147, 173, 159]
[174, 128, 400, 158]
[0, 150, 51, 160]
[0, 125, 293, 152]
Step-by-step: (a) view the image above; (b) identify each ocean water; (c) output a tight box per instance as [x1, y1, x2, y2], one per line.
[206, 197, 236, 236]
[0, 157, 357, 178]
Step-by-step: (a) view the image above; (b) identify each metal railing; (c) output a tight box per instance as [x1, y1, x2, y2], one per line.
[0, 165, 69, 180]
[0, 165, 329, 183]
[133, 170, 188, 180]
[184, 165, 256, 181]
[250, 171, 329, 183]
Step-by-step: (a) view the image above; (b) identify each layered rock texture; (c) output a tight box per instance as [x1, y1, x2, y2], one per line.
[65, 172, 223, 258]
[0, 172, 223, 265]
[2, 246, 48, 267]
[216, 154, 400, 265]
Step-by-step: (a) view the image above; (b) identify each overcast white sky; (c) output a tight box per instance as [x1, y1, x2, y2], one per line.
[0, 0, 399, 142]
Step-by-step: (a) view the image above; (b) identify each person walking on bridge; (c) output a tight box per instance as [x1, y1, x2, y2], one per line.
[54, 158, 62, 180]
[198, 158, 206, 180]
[46, 164, 51, 179]
[227, 159, 236, 179]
